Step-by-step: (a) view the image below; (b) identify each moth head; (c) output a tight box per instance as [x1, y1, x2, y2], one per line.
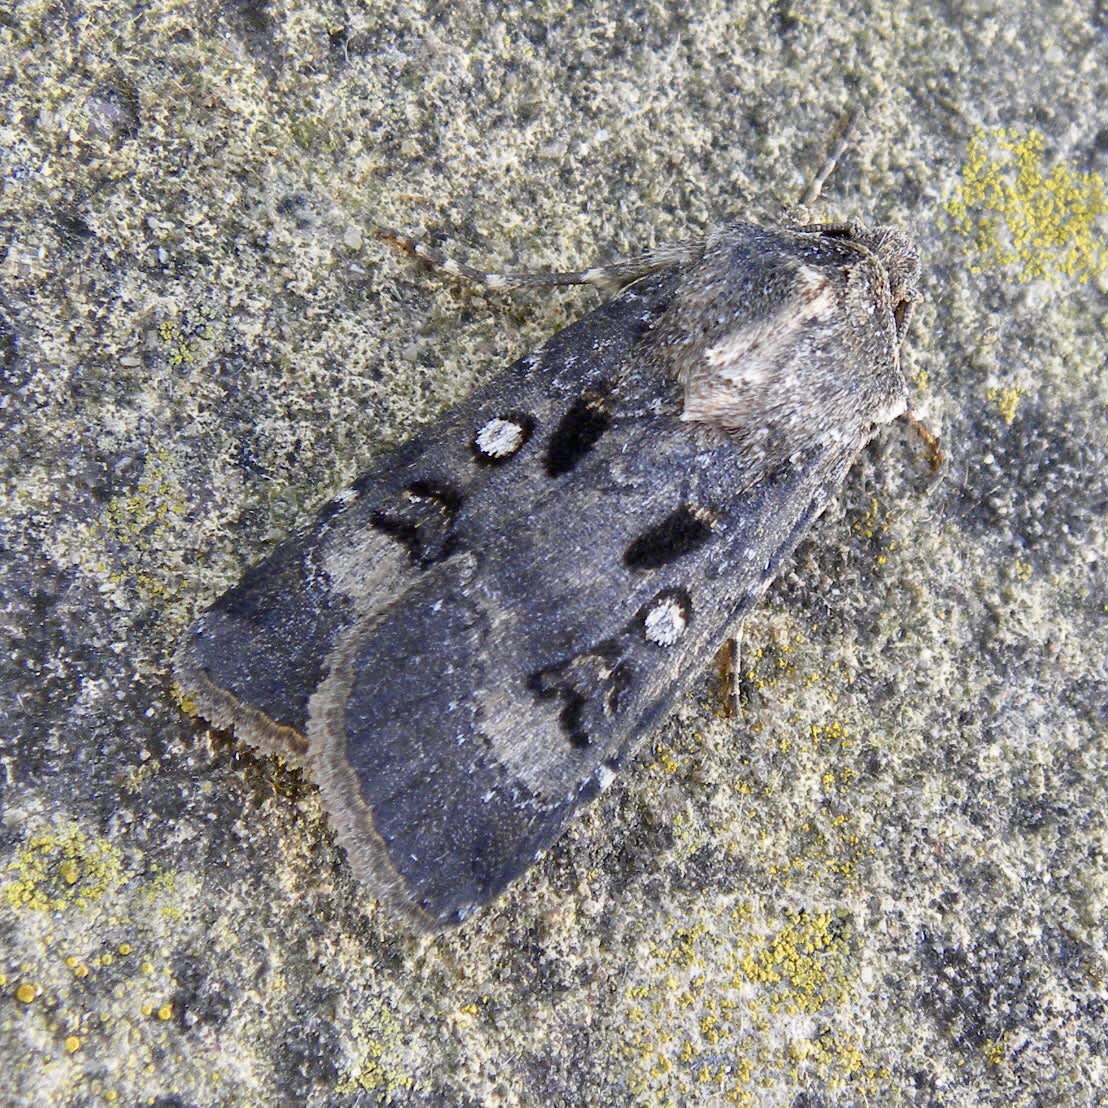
[853, 225, 921, 345]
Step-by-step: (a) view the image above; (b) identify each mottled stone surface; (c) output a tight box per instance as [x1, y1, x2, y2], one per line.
[1, 1, 1105, 1104]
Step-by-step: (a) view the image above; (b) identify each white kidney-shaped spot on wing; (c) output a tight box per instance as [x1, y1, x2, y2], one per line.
[643, 590, 691, 647]
[475, 416, 528, 459]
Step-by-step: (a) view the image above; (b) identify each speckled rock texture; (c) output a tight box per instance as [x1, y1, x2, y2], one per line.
[1, 2, 1105, 1105]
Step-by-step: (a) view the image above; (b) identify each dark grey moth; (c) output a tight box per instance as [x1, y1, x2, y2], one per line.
[175, 219, 922, 931]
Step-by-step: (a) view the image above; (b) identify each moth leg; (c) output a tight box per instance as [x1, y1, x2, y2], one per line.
[901, 409, 944, 471]
[713, 632, 742, 719]
[377, 225, 703, 293]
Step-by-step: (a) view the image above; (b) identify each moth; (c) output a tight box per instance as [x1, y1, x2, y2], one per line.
[175, 217, 923, 931]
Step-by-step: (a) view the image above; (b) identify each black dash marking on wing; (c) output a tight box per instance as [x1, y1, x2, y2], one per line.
[370, 480, 461, 566]
[529, 641, 631, 747]
[544, 390, 613, 477]
[623, 506, 716, 570]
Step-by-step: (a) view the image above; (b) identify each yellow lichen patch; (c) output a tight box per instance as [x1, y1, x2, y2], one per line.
[851, 497, 887, 542]
[983, 1037, 1007, 1065]
[65, 955, 91, 979]
[850, 496, 899, 569]
[648, 742, 681, 775]
[618, 904, 885, 1103]
[170, 684, 199, 719]
[810, 720, 849, 748]
[156, 306, 221, 369]
[119, 757, 163, 795]
[792, 1030, 888, 1092]
[753, 717, 871, 883]
[986, 385, 1025, 425]
[739, 626, 805, 693]
[139, 868, 186, 922]
[946, 127, 1108, 283]
[98, 450, 190, 601]
[3, 824, 124, 912]
[732, 909, 853, 1015]
[336, 998, 422, 1100]
[811, 722, 856, 796]
[53, 446, 191, 606]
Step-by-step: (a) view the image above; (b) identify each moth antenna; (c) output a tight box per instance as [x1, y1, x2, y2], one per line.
[799, 106, 862, 209]
[376, 225, 701, 293]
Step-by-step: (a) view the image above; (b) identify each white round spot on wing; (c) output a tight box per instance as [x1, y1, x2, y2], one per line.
[475, 417, 526, 459]
[643, 594, 688, 646]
